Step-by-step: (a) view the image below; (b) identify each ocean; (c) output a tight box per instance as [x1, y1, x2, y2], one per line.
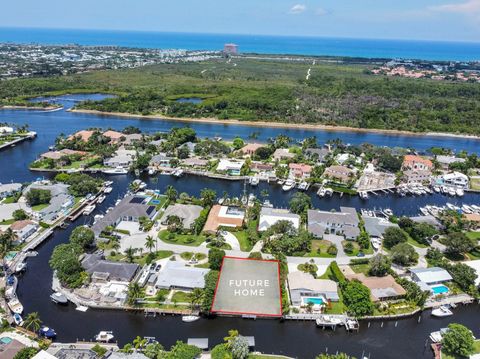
[1, 27, 480, 61]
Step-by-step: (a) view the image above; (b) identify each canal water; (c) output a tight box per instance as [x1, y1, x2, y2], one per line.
[2, 94, 480, 358]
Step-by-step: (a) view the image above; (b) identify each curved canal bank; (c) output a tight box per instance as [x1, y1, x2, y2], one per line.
[1, 94, 480, 358]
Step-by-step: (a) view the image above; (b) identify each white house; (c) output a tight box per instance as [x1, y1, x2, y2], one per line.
[104, 149, 136, 168]
[0, 126, 14, 134]
[0, 183, 22, 199]
[216, 159, 244, 176]
[410, 267, 452, 285]
[258, 207, 300, 231]
[10, 220, 38, 243]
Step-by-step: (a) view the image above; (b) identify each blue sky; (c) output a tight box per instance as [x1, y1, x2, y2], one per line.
[2, 0, 480, 41]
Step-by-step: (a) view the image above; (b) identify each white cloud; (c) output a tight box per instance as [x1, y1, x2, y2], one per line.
[289, 4, 306, 14]
[429, 0, 480, 14]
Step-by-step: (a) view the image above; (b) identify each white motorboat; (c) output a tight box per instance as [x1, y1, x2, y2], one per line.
[282, 179, 295, 191]
[103, 187, 113, 194]
[456, 188, 464, 197]
[83, 204, 96, 216]
[102, 166, 128, 175]
[50, 292, 68, 305]
[433, 186, 441, 193]
[249, 176, 259, 186]
[96, 195, 106, 204]
[104, 181, 113, 186]
[173, 169, 184, 177]
[317, 187, 326, 197]
[182, 315, 200, 323]
[263, 200, 273, 208]
[420, 207, 429, 216]
[431, 306, 453, 317]
[448, 187, 456, 196]
[446, 203, 456, 211]
[93, 214, 104, 224]
[359, 191, 369, 200]
[8, 298, 23, 314]
[383, 208, 393, 216]
[298, 181, 310, 191]
[148, 168, 157, 176]
[324, 188, 334, 197]
[462, 205, 473, 214]
[15, 261, 27, 273]
[95, 331, 115, 342]
[430, 328, 448, 343]
[13, 313, 23, 326]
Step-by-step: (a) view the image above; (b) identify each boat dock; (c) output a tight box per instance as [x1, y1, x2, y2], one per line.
[283, 314, 359, 331]
[0, 131, 37, 151]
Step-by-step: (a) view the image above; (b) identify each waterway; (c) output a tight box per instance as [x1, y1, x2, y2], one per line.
[2, 94, 480, 358]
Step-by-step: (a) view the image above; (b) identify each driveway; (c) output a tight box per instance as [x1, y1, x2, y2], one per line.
[221, 231, 241, 251]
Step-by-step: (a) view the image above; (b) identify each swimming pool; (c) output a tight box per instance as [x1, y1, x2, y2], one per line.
[0, 337, 13, 344]
[431, 285, 449, 295]
[304, 297, 324, 305]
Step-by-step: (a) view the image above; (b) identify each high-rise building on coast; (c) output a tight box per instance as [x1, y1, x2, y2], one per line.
[223, 43, 238, 54]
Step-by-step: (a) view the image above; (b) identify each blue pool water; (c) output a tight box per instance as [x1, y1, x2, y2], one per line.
[149, 199, 161, 205]
[0, 337, 13, 344]
[305, 297, 324, 305]
[431, 285, 449, 295]
[176, 98, 203, 104]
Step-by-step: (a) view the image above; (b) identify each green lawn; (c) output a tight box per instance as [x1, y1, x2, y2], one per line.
[158, 230, 207, 247]
[466, 232, 480, 241]
[305, 240, 336, 258]
[171, 291, 191, 303]
[441, 340, 480, 359]
[2, 196, 17, 204]
[350, 263, 370, 275]
[233, 230, 253, 252]
[207, 242, 232, 250]
[31, 203, 49, 211]
[0, 218, 15, 225]
[342, 240, 373, 257]
[407, 235, 429, 249]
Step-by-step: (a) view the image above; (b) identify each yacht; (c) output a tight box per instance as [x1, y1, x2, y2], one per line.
[282, 179, 295, 191]
[83, 204, 96, 216]
[96, 195, 106, 204]
[446, 203, 456, 211]
[13, 313, 23, 326]
[324, 188, 334, 197]
[148, 168, 157, 176]
[419, 207, 429, 216]
[249, 176, 259, 186]
[8, 298, 23, 314]
[359, 191, 369, 200]
[317, 187, 326, 197]
[182, 315, 200, 323]
[433, 185, 441, 193]
[431, 306, 453, 318]
[298, 181, 310, 191]
[172, 169, 184, 177]
[383, 208, 393, 216]
[95, 331, 115, 342]
[461, 205, 473, 214]
[102, 166, 128, 175]
[50, 292, 68, 305]
[263, 200, 273, 208]
[15, 261, 27, 273]
[39, 326, 57, 339]
[447, 187, 456, 196]
[104, 187, 113, 194]
[456, 188, 464, 197]
[430, 328, 449, 343]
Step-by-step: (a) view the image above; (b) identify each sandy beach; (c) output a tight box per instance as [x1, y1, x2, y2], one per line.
[69, 108, 480, 140]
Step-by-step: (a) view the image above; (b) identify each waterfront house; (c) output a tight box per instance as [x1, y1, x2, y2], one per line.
[68, 130, 94, 142]
[323, 165, 356, 183]
[82, 253, 140, 282]
[155, 261, 209, 290]
[402, 155, 433, 171]
[439, 171, 469, 189]
[346, 273, 406, 302]
[103, 130, 125, 144]
[250, 161, 274, 172]
[104, 149, 136, 168]
[307, 207, 360, 240]
[216, 159, 244, 176]
[0, 183, 22, 199]
[10, 220, 38, 243]
[258, 207, 300, 231]
[40, 149, 86, 163]
[289, 163, 312, 179]
[436, 155, 466, 170]
[0, 126, 14, 134]
[150, 153, 173, 168]
[203, 205, 245, 233]
[239, 143, 263, 157]
[362, 216, 398, 239]
[123, 133, 143, 145]
[410, 267, 452, 286]
[181, 157, 209, 168]
[273, 148, 295, 161]
[288, 271, 339, 307]
[92, 195, 156, 237]
[464, 213, 480, 228]
[161, 203, 203, 229]
[403, 169, 431, 184]
[305, 148, 330, 163]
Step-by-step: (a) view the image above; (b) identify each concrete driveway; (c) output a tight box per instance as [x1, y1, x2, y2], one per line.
[221, 231, 241, 251]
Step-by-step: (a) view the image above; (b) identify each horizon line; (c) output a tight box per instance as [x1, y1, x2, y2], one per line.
[1, 26, 480, 45]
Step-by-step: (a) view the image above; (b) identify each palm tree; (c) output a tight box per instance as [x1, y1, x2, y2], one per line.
[189, 288, 204, 310]
[23, 312, 42, 333]
[133, 336, 147, 351]
[165, 185, 178, 202]
[127, 282, 144, 306]
[125, 246, 138, 263]
[145, 235, 156, 253]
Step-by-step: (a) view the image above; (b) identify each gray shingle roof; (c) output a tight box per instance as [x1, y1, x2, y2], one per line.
[82, 254, 139, 282]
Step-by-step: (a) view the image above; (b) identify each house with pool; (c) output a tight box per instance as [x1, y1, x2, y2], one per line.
[410, 267, 453, 296]
[287, 271, 339, 311]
